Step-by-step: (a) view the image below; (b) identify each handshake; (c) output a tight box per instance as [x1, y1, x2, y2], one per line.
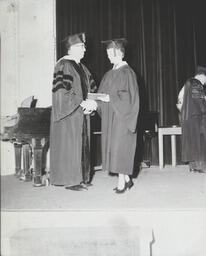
[80, 93, 110, 114]
[80, 99, 98, 114]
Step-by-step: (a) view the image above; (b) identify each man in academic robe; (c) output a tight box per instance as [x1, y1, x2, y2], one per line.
[50, 33, 97, 190]
[177, 66, 206, 173]
[97, 38, 140, 193]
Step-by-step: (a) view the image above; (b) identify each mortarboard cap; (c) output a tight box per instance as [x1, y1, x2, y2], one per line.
[63, 32, 86, 49]
[101, 38, 127, 50]
[196, 65, 206, 75]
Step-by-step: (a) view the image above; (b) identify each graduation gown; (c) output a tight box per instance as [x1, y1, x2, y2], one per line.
[98, 64, 139, 175]
[180, 78, 206, 170]
[50, 58, 96, 186]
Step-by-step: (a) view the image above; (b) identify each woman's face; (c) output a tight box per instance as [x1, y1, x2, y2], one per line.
[106, 48, 123, 65]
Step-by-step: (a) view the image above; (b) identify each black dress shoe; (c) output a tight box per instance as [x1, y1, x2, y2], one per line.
[65, 184, 88, 191]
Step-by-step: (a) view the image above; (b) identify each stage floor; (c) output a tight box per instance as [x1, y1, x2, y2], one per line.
[1, 165, 206, 210]
[1, 165, 206, 256]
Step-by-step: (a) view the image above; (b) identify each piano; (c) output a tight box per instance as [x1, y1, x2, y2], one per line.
[1, 96, 51, 186]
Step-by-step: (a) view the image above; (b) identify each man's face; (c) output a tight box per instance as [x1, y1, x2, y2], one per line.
[69, 43, 86, 60]
[106, 48, 123, 64]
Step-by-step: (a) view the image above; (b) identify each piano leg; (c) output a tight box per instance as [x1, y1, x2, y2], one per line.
[14, 143, 22, 177]
[23, 144, 32, 181]
[32, 138, 45, 187]
[18, 143, 32, 181]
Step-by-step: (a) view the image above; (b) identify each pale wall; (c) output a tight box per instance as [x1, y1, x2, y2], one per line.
[2, 210, 206, 256]
[0, 0, 56, 174]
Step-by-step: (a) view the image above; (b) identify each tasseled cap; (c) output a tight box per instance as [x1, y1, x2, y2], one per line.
[101, 38, 127, 50]
[196, 66, 206, 75]
[63, 32, 86, 49]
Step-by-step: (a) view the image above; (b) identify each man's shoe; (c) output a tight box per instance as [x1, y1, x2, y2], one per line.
[65, 184, 88, 191]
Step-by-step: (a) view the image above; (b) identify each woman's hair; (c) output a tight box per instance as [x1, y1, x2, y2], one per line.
[107, 42, 125, 56]
[102, 38, 127, 57]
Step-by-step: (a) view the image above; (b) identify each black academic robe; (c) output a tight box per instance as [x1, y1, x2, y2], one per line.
[180, 78, 206, 170]
[98, 64, 139, 175]
[50, 58, 96, 186]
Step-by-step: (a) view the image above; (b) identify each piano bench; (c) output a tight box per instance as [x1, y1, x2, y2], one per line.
[158, 126, 182, 169]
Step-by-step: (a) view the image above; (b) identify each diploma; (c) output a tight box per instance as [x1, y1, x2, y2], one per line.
[87, 93, 107, 100]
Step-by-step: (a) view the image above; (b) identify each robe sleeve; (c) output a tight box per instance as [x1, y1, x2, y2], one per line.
[191, 84, 206, 114]
[110, 68, 139, 132]
[52, 60, 83, 121]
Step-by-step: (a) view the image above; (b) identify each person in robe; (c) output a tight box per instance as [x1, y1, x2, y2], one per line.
[177, 66, 206, 173]
[50, 32, 97, 191]
[97, 38, 140, 193]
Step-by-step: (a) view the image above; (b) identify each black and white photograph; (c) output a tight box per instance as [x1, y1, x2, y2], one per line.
[1, 0, 206, 255]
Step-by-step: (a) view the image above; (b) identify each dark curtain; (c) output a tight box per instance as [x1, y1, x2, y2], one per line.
[56, 0, 206, 165]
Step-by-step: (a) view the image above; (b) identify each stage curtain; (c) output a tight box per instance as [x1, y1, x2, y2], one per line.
[56, 0, 205, 165]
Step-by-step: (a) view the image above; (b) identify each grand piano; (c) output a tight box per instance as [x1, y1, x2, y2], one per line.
[1, 96, 51, 186]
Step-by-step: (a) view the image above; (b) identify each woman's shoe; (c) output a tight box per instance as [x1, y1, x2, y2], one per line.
[80, 181, 93, 187]
[125, 179, 133, 190]
[197, 169, 206, 174]
[115, 186, 126, 194]
[114, 180, 133, 193]
[190, 168, 201, 173]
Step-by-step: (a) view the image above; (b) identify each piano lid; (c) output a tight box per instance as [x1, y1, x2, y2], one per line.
[21, 96, 37, 108]
[1, 96, 38, 129]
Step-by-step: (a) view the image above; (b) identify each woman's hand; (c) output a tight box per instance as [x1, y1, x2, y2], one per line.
[97, 94, 110, 102]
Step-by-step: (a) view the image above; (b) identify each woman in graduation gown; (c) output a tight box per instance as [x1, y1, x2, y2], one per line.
[50, 33, 97, 190]
[97, 38, 140, 193]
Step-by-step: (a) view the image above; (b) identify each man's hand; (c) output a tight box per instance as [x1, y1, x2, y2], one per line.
[80, 99, 98, 114]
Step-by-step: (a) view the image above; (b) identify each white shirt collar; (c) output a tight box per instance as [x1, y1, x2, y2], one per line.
[113, 61, 128, 70]
[61, 55, 80, 64]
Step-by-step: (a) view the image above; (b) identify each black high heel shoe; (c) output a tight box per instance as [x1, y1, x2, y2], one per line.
[115, 180, 134, 194]
[113, 179, 134, 193]
[190, 168, 201, 173]
[115, 185, 127, 194]
[125, 179, 133, 190]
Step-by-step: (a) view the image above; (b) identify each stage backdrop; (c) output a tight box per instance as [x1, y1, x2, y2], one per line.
[56, 0, 206, 165]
